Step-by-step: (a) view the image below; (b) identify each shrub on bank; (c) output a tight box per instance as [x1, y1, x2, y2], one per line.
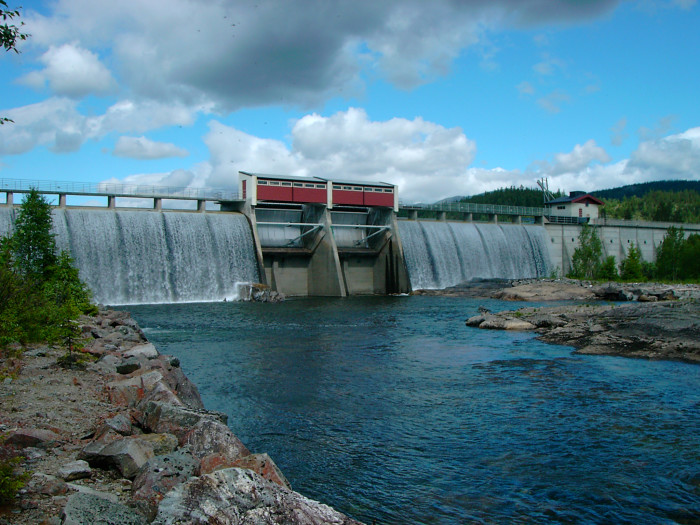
[0, 189, 96, 350]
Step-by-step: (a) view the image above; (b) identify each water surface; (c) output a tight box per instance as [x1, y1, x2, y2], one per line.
[125, 296, 700, 524]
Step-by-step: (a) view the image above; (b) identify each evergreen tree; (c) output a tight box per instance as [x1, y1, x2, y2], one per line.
[10, 189, 57, 279]
[655, 226, 685, 281]
[619, 244, 644, 281]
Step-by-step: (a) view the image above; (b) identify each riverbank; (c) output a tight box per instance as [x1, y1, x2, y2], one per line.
[466, 281, 700, 363]
[0, 310, 361, 524]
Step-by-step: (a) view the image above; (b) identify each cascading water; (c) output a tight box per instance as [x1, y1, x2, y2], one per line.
[398, 220, 551, 290]
[0, 208, 260, 305]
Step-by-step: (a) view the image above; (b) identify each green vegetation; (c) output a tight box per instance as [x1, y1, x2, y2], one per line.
[0, 444, 28, 505]
[1, 1, 29, 124]
[593, 180, 700, 201]
[568, 224, 700, 282]
[459, 186, 563, 208]
[0, 189, 96, 349]
[569, 224, 603, 280]
[600, 190, 700, 223]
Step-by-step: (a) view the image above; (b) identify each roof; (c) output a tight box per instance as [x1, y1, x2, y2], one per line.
[328, 178, 394, 188]
[239, 171, 394, 187]
[239, 171, 326, 183]
[546, 193, 604, 206]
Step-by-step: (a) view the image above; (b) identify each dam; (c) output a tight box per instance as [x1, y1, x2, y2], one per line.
[5, 174, 695, 303]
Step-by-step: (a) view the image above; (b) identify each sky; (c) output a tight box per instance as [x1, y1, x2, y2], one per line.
[1, 0, 700, 204]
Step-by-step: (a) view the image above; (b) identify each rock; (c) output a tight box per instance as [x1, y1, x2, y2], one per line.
[65, 483, 120, 504]
[103, 413, 133, 435]
[131, 448, 199, 521]
[141, 401, 228, 443]
[465, 315, 486, 327]
[593, 283, 635, 301]
[132, 433, 178, 456]
[61, 493, 146, 525]
[5, 428, 62, 448]
[479, 318, 506, 330]
[123, 343, 159, 360]
[87, 354, 120, 374]
[501, 319, 536, 330]
[232, 453, 291, 489]
[58, 460, 92, 481]
[29, 473, 68, 496]
[116, 357, 142, 375]
[638, 294, 658, 302]
[152, 358, 205, 409]
[153, 468, 362, 525]
[79, 437, 155, 479]
[184, 419, 249, 463]
[106, 370, 164, 407]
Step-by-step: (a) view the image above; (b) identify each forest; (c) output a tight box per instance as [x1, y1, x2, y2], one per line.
[458, 181, 700, 224]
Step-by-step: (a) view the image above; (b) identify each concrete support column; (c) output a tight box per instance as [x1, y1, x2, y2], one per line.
[463, 212, 473, 222]
[408, 210, 418, 220]
[108, 195, 116, 209]
[58, 194, 67, 208]
[513, 215, 522, 224]
[437, 211, 447, 221]
[5, 192, 13, 206]
[489, 213, 498, 224]
[154, 198, 162, 211]
[197, 199, 206, 212]
[535, 215, 544, 225]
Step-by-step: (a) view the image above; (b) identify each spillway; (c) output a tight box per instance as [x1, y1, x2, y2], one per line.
[398, 220, 551, 290]
[0, 208, 260, 305]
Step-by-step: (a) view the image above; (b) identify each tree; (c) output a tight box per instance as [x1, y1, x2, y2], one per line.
[655, 226, 685, 281]
[9, 189, 57, 279]
[569, 224, 603, 280]
[1, 1, 28, 124]
[619, 244, 644, 281]
[598, 255, 619, 281]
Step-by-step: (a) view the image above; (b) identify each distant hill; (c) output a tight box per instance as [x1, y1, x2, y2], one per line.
[592, 180, 700, 200]
[458, 186, 558, 208]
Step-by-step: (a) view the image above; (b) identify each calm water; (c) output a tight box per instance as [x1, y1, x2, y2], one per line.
[124, 296, 700, 524]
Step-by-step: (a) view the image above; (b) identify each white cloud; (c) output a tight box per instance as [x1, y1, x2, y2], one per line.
[626, 127, 700, 179]
[516, 81, 535, 95]
[20, 0, 624, 112]
[113, 136, 189, 159]
[19, 43, 115, 98]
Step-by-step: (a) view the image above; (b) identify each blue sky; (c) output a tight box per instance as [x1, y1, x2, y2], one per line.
[1, 0, 699, 203]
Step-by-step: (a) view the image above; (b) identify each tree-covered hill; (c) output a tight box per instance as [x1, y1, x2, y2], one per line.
[592, 180, 700, 200]
[458, 186, 562, 208]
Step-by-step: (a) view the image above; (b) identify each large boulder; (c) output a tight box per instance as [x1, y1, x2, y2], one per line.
[232, 453, 291, 489]
[153, 468, 363, 525]
[106, 370, 164, 407]
[131, 448, 199, 521]
[184, 419, 249, 465]
[61, 492, 146, 525]
[79, 436, 155, 479]
[141, 401, 227, 443]
[5, 428, 62, 448]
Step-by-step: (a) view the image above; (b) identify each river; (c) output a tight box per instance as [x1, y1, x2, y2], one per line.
[124, 296, 700, 524]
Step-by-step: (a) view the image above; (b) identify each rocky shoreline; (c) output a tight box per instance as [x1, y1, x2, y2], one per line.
[0, 310, 361, 524]
[466, 281, 700, 363]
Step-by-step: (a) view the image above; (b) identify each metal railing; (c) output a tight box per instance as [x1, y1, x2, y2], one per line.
[399, 201, 547, 216]
[0, 178, 241, 201]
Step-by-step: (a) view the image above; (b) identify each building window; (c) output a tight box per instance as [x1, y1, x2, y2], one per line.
[293, 183, 303, 187]
[557, 205, 566, 210]
[281, 182, 292, 187]
[258, 180, 268, 185]
[269, 181, 280, 186]
[304, 183, 314, 188]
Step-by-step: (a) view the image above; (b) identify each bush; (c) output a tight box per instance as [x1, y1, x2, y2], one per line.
[0, 441, 28, 506]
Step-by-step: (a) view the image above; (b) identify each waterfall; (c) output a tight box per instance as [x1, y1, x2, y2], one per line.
[0, 208, 260, 305]
[398, 220, 551, 290]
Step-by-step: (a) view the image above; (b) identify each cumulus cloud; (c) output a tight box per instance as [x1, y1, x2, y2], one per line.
[537, 90, 570, 113]
[626, 127, 700, 179]
[19, 43, 115, 98]
[113, 136, 189, 160]
[21, 0, 624, 112]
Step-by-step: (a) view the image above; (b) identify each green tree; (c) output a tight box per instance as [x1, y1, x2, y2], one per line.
[619, 244, 644, 281]
[678, 234, 700, 280]
[597, 255, 619, 281]
[1, 1, 29, 124]
[9, 189, 58, 279]
[569, 224, 603, 280]
[656, 226, 685, 281]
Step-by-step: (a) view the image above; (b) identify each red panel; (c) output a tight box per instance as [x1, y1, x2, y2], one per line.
[293, 187, 326, 203]
[333, 189, 364, 206]
[257, 184, 293, 202]
[364, 189, 394, 207]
